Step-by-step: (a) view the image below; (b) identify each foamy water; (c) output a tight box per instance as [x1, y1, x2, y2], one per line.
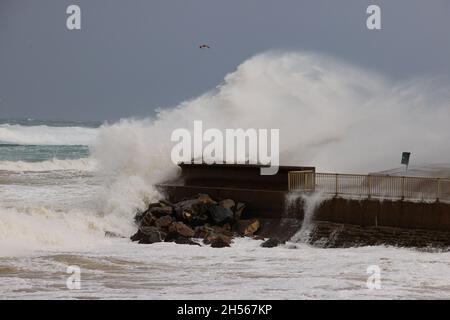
[1, 51, 450, 299]
[0, 123, 98, 146]
[2, 239, 450, 299]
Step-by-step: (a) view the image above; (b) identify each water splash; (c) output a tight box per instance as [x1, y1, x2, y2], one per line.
[290, 191, 329, 243]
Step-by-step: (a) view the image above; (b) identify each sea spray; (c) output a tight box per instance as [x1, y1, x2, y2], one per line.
[290, 191, 329, 243]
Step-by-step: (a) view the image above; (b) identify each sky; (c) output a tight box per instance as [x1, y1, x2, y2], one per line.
[0, 0, 449, 121]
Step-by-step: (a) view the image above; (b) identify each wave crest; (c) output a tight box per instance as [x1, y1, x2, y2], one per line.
[0, 158, 98, 172]
[0, 124, 98, 145]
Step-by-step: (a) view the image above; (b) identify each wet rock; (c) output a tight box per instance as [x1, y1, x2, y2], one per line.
[175, 236, 202, 246]
[140, 225, 161, 236]
[130, 230, 144, 242]
[220, 199, 235, 209]
[132, 226, 164, 244]
[209, 205, 234, 224]
[169, 221, 195, 238]
[140, 212, 156, 227]
[139, 232, 164, 244]
[164, 231, 179, 243]
[197, 193, 217, 204]
[236, 219, 260, 237]
[174, 198, 212, 222]
[159, 199, 175, 208]
[204, 232, 232, 247]
[261, 238, 281, 248]
[211, 225, 233, 237]
[132, 193, 248, 248]
[234, 202, 246, 220]
[150, 206, 173, 218]
[155, 215, 173, 229]
[194, 225, 215, 239]
[210, 237, 231, 248]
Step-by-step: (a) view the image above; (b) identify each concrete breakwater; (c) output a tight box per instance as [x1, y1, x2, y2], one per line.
[155, 163, 450, 248]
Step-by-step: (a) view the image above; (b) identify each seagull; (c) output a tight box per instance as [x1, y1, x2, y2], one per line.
[199, 44, 210, 49]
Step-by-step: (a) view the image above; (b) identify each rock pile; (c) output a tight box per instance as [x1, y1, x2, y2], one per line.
[130, 194, 262, 248]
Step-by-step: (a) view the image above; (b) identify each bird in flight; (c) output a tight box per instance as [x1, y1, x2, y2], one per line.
[199, 44, 210, 49]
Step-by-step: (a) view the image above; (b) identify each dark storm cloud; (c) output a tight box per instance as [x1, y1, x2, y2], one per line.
[0, 0, 449, 121]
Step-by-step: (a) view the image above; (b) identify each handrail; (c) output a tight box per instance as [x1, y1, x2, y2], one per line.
[288, 172, 450, 203]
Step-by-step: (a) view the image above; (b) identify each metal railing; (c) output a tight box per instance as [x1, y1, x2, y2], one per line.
[288, 172, 450, 203]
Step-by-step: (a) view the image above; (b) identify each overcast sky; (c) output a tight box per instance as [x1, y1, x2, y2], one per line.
[1, 0, 449, 121]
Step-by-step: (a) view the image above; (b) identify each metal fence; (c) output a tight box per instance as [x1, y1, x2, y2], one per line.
[288, 171, 450, 203]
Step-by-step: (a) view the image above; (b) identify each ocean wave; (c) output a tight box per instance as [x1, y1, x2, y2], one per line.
[0, 205, 134, 257]
[0, 158, 98, 172]
[0, 124, 98, 145]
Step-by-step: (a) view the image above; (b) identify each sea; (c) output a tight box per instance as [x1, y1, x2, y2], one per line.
[0, 119, 450, 300]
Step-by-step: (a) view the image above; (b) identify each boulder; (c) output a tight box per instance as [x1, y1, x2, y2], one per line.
[211, 225, 233, 237]
[175, 236, 202, 246]
[155, 215, 173, 229]
[209, 205, 234, 224]
[174, 198, 212, 222]
[194, 225, 215, 239]
[135, 202, 163, 223]
[237, 219, 260, 237]
[220, 199, 235, 209]
[204, 232, 232, 247]
[197, 193, 217, 204]
[139, 232, 164, 244]
[210, 237, 231, 248]
[164, 231, 179, 242]
[132, 226, 165, 244]
[168, 221, 195, 238]
[159, 199, 175, 208]
[149, 206, 173, 218]
[261, 238, 282, 248]
[130, 230, 144, 242]
[234, 202, 246, 220]
[140, 212, 156, 227]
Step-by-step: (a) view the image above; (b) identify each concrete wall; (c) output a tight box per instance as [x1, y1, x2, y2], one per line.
[314, 198, 450, 232]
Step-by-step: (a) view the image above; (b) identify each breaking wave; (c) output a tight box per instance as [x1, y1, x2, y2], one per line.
[0, 158, 98, 172]
[0, 124, 98, 145]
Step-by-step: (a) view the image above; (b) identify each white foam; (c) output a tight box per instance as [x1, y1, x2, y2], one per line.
[0, 124, 98, 145]
[0, 205, 133, 257]
[0, 158, 98, 172]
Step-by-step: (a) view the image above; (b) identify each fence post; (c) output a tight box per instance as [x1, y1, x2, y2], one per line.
[437, 178, 440, 203]
[368, 175, 372, 200]
[401, 176, 405, 200]
[335, 173, 338, 197]
[288, 172, 291, 191]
